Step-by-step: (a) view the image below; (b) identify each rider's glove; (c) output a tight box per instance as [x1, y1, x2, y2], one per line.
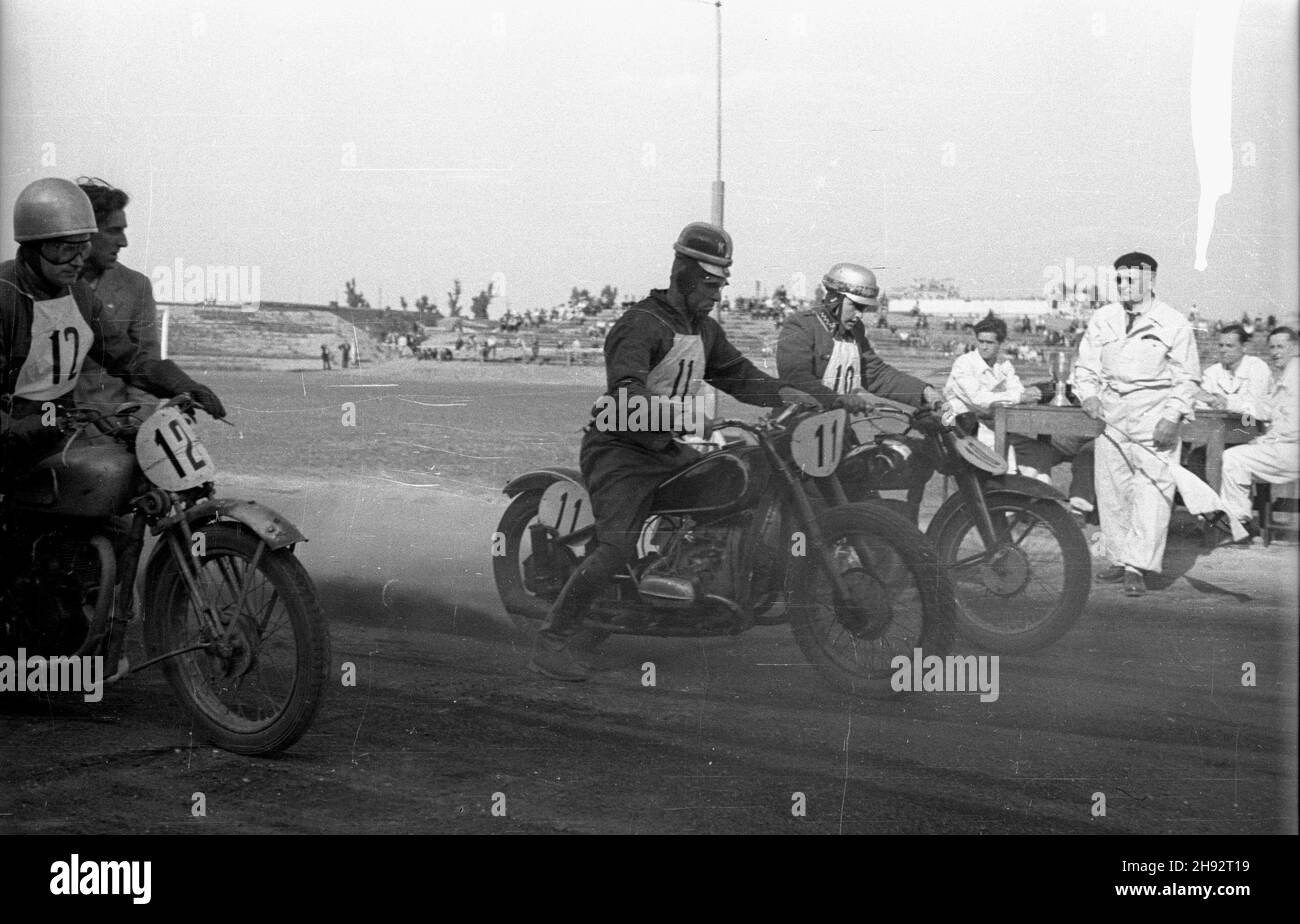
[921, 385, 946, 412]
[189, 385, 227, 420]
[1, 410, 65, 453]
[834, 392, 872, 415]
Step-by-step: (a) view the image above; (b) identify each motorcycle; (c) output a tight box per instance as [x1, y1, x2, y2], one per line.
[492, 394, 956, 696]
[837, 404, 1091, 653]
[0, 396, 330, 755]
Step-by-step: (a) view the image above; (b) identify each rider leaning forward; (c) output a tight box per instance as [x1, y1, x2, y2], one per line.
[0, 178, 226, 478]
[532, 222, 842, 682]
[775, 262, 944, 414]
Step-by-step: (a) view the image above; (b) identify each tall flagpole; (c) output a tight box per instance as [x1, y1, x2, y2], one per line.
[710, 1, 724, 228]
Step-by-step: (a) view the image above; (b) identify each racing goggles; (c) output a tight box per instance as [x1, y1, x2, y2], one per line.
[40, 236, 92, 265]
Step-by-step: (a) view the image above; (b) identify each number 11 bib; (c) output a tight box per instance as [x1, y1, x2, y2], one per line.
[646, 334, 706, 399]
[13, 293, 94, 401]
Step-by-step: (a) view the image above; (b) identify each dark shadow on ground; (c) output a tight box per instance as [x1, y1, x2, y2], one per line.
[1145, 512, 1254, 599]
[315, 576, 520, 643]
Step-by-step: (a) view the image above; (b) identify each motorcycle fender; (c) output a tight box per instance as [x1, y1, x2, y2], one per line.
[502, 467, 583, 498]
[984, 474, 1068, 504]
[139, 500, 305, 594]
[925, 479, 1066, 543]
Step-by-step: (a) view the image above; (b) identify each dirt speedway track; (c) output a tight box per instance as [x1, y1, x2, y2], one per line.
[2, 364, 1296, 835]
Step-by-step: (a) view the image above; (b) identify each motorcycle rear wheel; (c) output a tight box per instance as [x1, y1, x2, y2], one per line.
[788, 501, 955, 697]
[143, 522, 330, 756]
[928, 493, 1090, 654]
[491, 489, 610, 645]
[493, 489, 561, 627]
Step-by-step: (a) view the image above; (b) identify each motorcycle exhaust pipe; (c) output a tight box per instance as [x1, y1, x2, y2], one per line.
[74, 534, 117, 658]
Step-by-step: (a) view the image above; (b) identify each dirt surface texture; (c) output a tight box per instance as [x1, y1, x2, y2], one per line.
[2, 361, 1296, 835]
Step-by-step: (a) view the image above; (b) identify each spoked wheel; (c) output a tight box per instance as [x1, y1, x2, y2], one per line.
[928, 493, 1090, 654]
[493, 490, 566, 629]
[143, 522, 330, 756]
[788, 501, 955, 697]
[491, 488, 608, 645]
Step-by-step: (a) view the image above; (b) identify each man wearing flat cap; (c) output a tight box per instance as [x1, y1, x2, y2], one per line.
[1073, 252, 1200, 597]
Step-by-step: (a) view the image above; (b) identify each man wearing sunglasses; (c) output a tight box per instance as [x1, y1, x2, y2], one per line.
[1, 177, 225, 475]
[1074, 252, 1200, 597]
[72, 178, 161, 417]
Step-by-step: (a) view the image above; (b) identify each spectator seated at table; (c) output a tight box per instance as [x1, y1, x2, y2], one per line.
[1183, 322, 1273, 483]
[943, 315, 1057, 479]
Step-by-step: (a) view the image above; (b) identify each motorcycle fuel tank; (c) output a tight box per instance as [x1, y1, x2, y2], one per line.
[8, 441, 138, 518]
[650, 446, 763, 516]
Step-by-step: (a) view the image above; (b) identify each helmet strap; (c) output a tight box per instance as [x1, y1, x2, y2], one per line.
[17, 243, 64, 296]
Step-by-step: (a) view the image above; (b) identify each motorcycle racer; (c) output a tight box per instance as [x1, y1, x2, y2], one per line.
[1, 178, 226, 477]
[530, 222, 793, 682]
[776, 262, 943, 413]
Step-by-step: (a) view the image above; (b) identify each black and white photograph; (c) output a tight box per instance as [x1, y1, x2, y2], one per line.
[1, 0, 1296, 859]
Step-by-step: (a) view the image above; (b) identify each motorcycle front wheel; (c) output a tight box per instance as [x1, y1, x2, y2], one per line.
[143, 522, 330, 756]
[787, 501, 956, 697]
[928, 493, 1090, 653]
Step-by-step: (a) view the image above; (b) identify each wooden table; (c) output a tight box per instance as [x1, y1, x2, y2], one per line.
[992, 405, 1260, 491]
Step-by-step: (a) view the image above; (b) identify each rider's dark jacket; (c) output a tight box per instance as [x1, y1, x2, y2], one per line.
[1, 253, 200, 450]
[592, 289, 785, 452]
[776, 307, 930, 407]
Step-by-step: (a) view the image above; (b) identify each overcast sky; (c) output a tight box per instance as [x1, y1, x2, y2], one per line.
[2, 0, 1296, 319]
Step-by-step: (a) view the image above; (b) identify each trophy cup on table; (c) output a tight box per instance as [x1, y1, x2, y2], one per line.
[1050, 350, 1073, 406]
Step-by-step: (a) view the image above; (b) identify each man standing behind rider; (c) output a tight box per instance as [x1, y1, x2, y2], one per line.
[776, 262, 942, 414]
[1, 178, 225, 476]
[530, 222, 790, 682]
[72, 178, 162, 418]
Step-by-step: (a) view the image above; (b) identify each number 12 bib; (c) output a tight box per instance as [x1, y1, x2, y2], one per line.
[13, 293, 95, 401]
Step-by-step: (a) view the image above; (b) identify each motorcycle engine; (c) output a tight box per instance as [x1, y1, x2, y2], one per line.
[642, 518, 740, 601]
[0, 528, 100, 656]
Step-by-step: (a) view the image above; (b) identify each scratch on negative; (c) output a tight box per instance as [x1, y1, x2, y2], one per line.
[838, 714, 852, 835]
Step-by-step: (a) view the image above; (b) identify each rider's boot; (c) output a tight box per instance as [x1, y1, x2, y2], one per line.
[530, 547, 619, 682]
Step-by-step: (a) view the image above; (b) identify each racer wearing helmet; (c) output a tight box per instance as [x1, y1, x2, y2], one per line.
[530, 222, 789, 682]
[776, 262, 943, 413]
[1, 178, 226, 476]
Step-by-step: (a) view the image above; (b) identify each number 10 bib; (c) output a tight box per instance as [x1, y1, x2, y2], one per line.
[13, 293, 95, 401]
[821, 338, 860, 394]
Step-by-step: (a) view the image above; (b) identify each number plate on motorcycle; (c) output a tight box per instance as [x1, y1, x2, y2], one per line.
[790, 408, 847, 477]
[135, 406, 215, 490]
[538, 481, 595, 539]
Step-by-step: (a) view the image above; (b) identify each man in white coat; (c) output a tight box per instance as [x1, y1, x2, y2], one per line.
[1184, 321, 1274, 483]
[942, 313, 1055, 478]
[1218, 327, 1299, 537]
[1074, 252, 1200, 597]
[1193, 323, 1273, 416]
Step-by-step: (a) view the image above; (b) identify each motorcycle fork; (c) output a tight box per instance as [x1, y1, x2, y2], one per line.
[955, 469, 1006, 554]
[163, 510, 263, 647]
[759, 437, 852, 603]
